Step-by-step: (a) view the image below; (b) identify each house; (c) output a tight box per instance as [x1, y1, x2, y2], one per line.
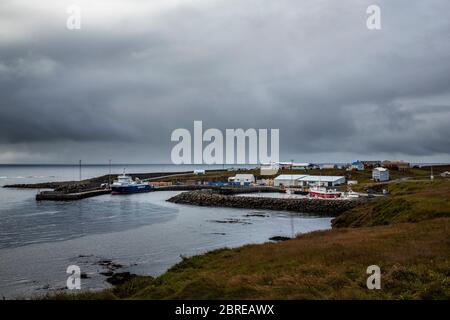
[277, 162, 312, 170]
[319, 164, 337, 170]
[228, 174, 255, 186]
[291, 162, 312, 170]
[273, 174, 309, 187]
[382, 160, 410, 171]
[260, 163, 279, 175]
[350, 160, 365, 171]
[277, 162, 293, 170]
[193, 169, 205, 175]
[373, 167, 389, 182]
[362, 160, 382, 168]
[441, 171, 450, 177]
[297, 175, 346, 187]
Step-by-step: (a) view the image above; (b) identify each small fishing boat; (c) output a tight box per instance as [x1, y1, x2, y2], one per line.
[308, 185, 341, 199]
[285, 188, 309, 196]
[344, 190, 360, 199]
[111, 171, 153, 194]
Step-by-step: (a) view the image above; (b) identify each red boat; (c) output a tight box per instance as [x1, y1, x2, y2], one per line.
[308, 186, 341, 198]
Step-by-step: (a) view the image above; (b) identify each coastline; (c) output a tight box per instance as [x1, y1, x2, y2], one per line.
[45, 178, 450, 300]
[2, 166, 450, 299]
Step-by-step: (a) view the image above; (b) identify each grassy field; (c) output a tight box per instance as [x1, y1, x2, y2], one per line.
[52, 217, 450, 300]
[333, 180, 450, 227]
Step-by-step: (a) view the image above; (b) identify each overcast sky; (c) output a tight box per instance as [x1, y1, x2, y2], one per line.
[1, 0, 450, 164]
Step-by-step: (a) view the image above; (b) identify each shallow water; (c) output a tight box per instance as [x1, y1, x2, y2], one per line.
[0, 165, 332, 298]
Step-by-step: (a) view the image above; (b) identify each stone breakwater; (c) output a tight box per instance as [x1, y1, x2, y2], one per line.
[167, 190, 367, 216]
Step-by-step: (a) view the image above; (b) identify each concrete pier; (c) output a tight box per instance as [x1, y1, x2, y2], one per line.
[36, 189, 111, 201]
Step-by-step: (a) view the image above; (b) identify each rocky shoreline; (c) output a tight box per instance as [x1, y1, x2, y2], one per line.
[167, 190, 367, 216]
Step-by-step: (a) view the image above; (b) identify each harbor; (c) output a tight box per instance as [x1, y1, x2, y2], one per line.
[0, 170, 333, 297]
[0, 163, 449, 299]
[4, 162, 448, 211]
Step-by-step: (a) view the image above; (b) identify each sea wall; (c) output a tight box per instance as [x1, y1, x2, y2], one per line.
[167, 190, 366, 216]
[36, 189, 112, 201]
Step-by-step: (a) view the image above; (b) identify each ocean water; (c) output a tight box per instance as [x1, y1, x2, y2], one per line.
[0, 165, 332, 298]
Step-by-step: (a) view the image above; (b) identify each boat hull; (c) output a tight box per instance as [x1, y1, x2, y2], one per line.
[111, 184, 153, 194]
[309, 191, 341, 198]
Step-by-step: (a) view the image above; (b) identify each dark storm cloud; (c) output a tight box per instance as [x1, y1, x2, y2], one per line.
[0, 0, 450, 163]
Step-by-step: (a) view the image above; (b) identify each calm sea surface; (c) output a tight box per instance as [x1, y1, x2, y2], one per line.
[0, 165, 332, 298]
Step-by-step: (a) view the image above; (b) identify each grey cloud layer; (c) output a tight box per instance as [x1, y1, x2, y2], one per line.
[1, 0, 450, 163]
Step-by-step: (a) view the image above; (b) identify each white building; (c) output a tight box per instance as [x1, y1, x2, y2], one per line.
[320, 164, 336, 170]
[274, 174, 345, 187]
[297, 175, 346, 187]
[228, 174, 255, 186]
[273, 174, 308, 187]
[291, 162, 312, 170]
[277, 162, 312, 170]
[372, 167, 389, 182]
[193, 169, 205, 175]
[260, 163, 280, 175]
[440, 171, 450, 177]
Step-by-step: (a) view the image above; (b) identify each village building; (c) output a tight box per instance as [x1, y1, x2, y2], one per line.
[349, 160, 365, 171]
[291, 163, 312, 170]
[372, 167, 390, 182]
[440, 171, 450, 177]
[297, 175, 346, 187]
[277, 162, 313, 170]
[273, 175, 308, 187]
[274, 174, 345, 187]
[259, 163, 280, 175]
[228, 174, 255, 186]
[362, 160, 382, 168]
[382, 160, 410, 171]
[319, 164, 337, 170]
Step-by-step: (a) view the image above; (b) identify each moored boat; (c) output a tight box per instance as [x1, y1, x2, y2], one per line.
[343, 190, 360, 199]
[308, 186, 341, 199]
[111, 171, 153, 194]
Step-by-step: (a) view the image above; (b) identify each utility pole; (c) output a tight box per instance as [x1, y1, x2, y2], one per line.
[109, 159, 112, 187]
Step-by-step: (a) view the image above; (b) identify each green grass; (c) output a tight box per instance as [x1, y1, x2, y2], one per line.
[48, 218, 450, 300]
[333, 180, 450, 228]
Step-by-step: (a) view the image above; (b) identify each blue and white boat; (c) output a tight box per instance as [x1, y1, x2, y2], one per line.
[111, 171, 153, 194]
